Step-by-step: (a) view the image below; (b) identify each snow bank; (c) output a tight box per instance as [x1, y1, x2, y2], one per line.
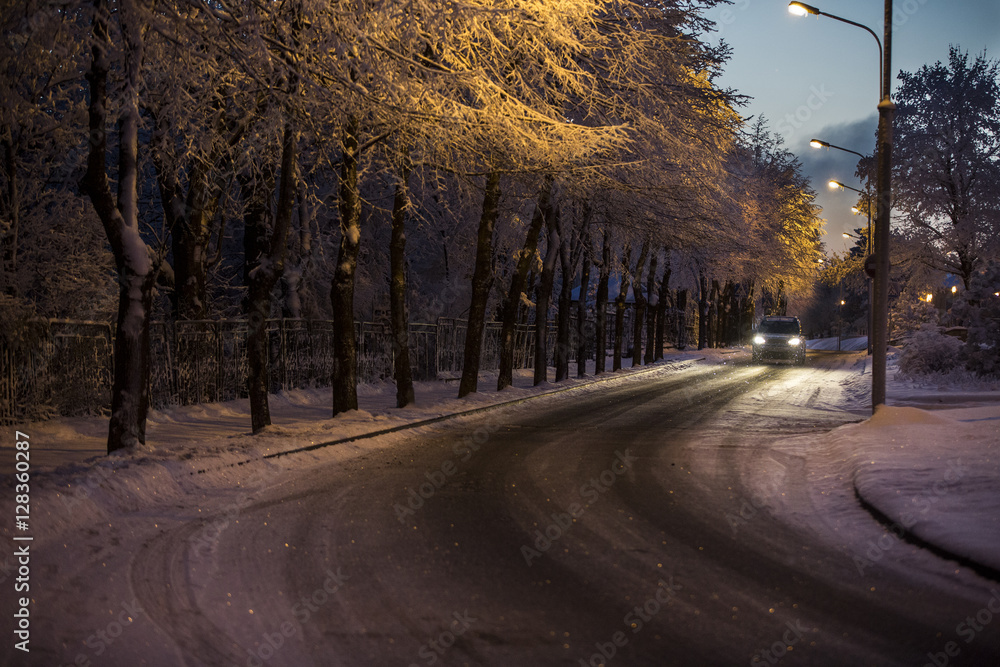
[848, 405, 1000, 573]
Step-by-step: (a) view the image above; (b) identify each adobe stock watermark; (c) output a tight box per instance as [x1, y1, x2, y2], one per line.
[715, 0, 752, 38]
[724, 479, 782, 536]
[393, 421, 503, 523]
[577, 576, 682, 666]
[892, 0, 933, 29]
[408, 609, 477, 666]
[923, 588, 1000, 667]
[56, 599, 144, 667]
[520, 449, 636, 566]
[245, 567, 349, 666]
[749, 618, 810, 665]
[852, 458, 964, 576]
[776, 85, 835, 139]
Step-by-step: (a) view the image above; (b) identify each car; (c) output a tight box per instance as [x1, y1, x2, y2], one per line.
[751, 316, 806, 365]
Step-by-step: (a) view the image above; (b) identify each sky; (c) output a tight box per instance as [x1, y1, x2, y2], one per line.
[708, 0, 1000, 256]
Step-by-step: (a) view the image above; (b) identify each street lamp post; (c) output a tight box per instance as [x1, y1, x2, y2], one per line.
[829, 180, 873, 253]
[814, 141, 875, 354]
[873, 1, 895, 411]
[788, 0, 894, 413]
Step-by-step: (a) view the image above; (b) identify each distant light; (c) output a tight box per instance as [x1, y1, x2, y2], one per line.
[925, 293, 933, 303]
[788, 2, 819, 16]
[840, 300, 846, 306]
[951, 286, 957, 294]
[810, 139, 829, 149]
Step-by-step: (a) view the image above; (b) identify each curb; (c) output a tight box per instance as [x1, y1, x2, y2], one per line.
[852, 483, 1000, 584]
[191, 357, 706, 474]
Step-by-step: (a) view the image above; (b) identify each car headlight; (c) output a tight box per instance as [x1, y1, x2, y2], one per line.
[787, 337, 802, 346]
[753, 335, 765, 345]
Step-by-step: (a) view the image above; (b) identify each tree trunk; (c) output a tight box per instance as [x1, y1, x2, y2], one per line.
[709, 279, 720, 348]
[246, 124, 297, 433]
[698, 272, 709, 350]
[613, 245, 632, 371]
[170, 166, 216, 320]
[498, 181, 550, 390]
[655, 252, 670, 360]
[534, 205, 560, 385]
[458, 170, 501, 397]
[743, 279, 756, 342]
[645, 252, 657, 364]
[390, 152, 415, 407]
[721, 280, 737, 347]
[332, 116, 362, 415]
[80, 0, 155, 453]
[554, 218, 574, 382]
[1, 137, 19, 297]
[676, 289, 688, 349]
[631, 242, 650, 368]
[576, 232, 592, 377]
[595, 230, 610, 374]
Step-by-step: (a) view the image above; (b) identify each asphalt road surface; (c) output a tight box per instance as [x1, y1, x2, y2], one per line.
[38, 354, 1000, 666]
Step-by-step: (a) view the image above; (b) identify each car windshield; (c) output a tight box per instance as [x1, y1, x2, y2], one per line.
[758, 320, 799, 334]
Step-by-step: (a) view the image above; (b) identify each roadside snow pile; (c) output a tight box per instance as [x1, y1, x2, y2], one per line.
[842, 405, 1000, 572]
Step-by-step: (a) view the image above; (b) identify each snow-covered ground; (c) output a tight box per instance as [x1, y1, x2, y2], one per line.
[3, 345, 998, 639]
[739, 345, 1000, 580]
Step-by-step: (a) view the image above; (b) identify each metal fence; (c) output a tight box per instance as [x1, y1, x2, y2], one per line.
[1, 317, 535, 423]
[0, 306, 694, 424]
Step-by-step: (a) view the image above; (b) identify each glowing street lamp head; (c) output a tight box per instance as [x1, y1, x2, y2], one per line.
[810, 139, 829, 149]
[828, 180, 843, 190]
[851, 206, 861, 215]
[788, 2, 820, 16]
[842, 233, 851, 239]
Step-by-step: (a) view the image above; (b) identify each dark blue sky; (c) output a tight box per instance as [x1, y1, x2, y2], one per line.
[710, 0, 1000, 255]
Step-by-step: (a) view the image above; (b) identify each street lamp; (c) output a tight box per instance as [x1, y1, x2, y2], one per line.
[830, 180, 872, 244]
[788, 0, 895, 413]
[787, 3, 883, 98]
[814, 142, 874, 251]
[810, 139, 868, 161]
[830, 180, 874, 354]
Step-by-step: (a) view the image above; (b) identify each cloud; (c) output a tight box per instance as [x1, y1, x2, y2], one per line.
[795, 115, 878, 254]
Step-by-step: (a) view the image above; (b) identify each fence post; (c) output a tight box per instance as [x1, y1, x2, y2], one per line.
[214, 320, 222, 403]
[280, 319, 288, 391]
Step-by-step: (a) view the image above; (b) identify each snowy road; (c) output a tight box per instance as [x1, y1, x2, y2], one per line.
[19, 353, 1000, 666]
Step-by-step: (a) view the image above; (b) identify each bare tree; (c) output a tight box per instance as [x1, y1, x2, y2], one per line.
[80, 0, 162, 453]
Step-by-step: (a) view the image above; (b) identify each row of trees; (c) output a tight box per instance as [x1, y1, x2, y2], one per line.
[0, 1, 823, 453]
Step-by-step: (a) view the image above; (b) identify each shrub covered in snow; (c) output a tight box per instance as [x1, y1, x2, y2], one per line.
[890, 293, 939, 342]
[898, 326, 964, 376]
[953, 261, 1000, 377]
